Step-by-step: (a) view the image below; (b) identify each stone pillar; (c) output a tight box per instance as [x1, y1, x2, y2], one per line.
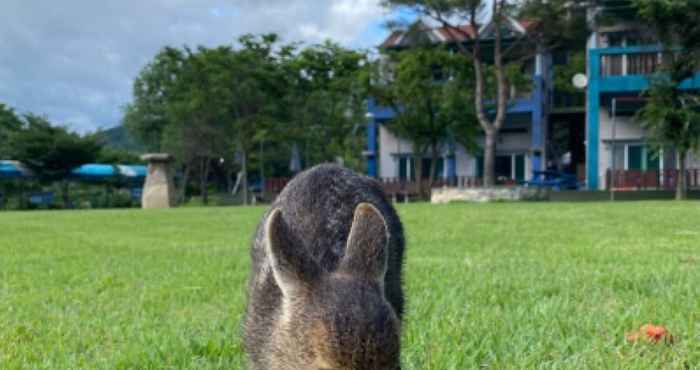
[141, 153, 175, 209]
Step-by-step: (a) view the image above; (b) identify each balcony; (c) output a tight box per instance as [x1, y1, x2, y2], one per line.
[601, 52, 663, 77]
[591, 46, 700, 93]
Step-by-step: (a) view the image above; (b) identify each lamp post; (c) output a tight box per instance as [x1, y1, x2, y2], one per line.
[610, 97, 617, 201]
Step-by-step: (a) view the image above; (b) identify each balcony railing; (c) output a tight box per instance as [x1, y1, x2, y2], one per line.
[606, 169, 700, 190]
[600, 52, 663, 77]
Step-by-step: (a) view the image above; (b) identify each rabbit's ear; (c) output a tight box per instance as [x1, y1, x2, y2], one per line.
[338, 203, 389, 283]
[266, 208, 320, 298]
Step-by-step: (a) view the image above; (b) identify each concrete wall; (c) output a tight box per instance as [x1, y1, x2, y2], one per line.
[378, 125, 418, 178]
[378, 124, 533, 179]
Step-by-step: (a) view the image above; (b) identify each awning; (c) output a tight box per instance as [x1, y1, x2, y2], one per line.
[71, 164, 147, 180]
[1, 161, 146, 181]
[0, 160, 35, 178]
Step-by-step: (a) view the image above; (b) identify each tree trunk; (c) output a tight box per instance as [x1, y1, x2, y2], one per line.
[19, 182, 26, 209]
[676, 150, 687, 200]
[414, 152, 423, 201]
[473, 1, 507, 188]
[225, 166, 234, 194]
[178, 164, 191, 205]
[0, 183, 6, 210]
[483, 130, 498, 187]
[241, 150, 249, 206]
[428, 145, 439, 198]
[430, 2, 510, 190]
[200, 157, 210, 205]
[62, 181, 71, 209]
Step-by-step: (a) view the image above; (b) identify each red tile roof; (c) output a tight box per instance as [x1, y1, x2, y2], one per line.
[436, 24, 477, 42]
[380, 31, 405, 49]
[380, 19, 533, 49]
[518, 19, 539, 32]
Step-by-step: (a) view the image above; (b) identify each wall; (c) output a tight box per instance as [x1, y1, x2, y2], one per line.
[378, 124, 532, 179]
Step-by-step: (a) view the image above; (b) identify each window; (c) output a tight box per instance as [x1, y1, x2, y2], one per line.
[515, 155, 526, 182]
[495, 156, 512, 179]
[398, 157, 415, 180]
[476, 154, 525, 181]
[399, 156, 447, 180]
[647, 150, 661, 170]
[476, 156, 484, 178]
[628, 145, 643, 170]
[420, 158, 445, 179]
[612, 144, 664, 171]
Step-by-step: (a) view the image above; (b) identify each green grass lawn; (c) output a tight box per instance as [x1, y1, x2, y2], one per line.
[1, 202, 698, 369]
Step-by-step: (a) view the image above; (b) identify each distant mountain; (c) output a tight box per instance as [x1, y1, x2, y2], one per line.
[99, 125, 145, 152]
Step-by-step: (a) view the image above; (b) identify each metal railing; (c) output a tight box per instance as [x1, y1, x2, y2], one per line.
[601, 52, 663, 77]
[606, 169, 700, 190]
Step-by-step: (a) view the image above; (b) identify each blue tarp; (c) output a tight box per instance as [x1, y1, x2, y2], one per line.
[71, 164, 116, 179]
[1, 161, 146, 181]
[0, 160, 34, 178]
[71, 164, 147, 180]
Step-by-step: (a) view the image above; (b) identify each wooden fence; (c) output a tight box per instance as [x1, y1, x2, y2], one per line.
[606, 169, 700, 190]
[263, 176, 483, 201]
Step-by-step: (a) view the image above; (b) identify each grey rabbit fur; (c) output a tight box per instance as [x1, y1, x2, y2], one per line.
[243, 164, 405, 370]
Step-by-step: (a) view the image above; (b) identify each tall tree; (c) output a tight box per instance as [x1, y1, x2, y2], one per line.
[0, 103, 22, 159]
[123, 48, 185, 152]
[227, 34, 288, 204]
[633, 0, 700, 200]
[372, 44, 478, 197]
[281, 41, 369, 171]
[166, 45, 240, 205]
[382, 0, 587, 186]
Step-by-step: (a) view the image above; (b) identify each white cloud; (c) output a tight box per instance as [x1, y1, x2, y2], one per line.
[0, 0, 388, 133]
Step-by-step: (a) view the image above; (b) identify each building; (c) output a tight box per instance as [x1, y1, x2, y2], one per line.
[586, 1, 700, 190]
[365, 17, 582, 185]
[366, 3, 700, 192]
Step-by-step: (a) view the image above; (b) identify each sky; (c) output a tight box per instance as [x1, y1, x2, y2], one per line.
[0, 0, 416, 133]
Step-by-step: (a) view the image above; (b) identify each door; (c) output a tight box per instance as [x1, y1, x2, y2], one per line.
[628, 145, 643, 170]
[515, 154, 526, 182]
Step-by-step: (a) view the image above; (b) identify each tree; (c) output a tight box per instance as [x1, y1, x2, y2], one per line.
[382, 0, 587, 186]
[167, 45, 239, 205]
[372, 43, 478, 197]
[123, 48, 185, 152]
[224, 34, 289, 204]
[125, 35, 290, 205]
[633, 0, 700, 200]
[638, 79, 700, 200]
[95, 147, 143, 164]
[0, 103, 22, 159]
[7, 114, 101, 207]
[125, 34, 375, 204]
[281, 41, 369, 171]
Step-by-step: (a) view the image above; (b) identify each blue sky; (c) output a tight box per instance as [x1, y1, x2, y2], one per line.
[0, 0, 416, 133]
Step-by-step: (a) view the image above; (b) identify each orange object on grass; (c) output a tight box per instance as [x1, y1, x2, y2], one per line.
[627, 324, 673, 344]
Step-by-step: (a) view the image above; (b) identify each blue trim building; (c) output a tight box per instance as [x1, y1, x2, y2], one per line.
[366, 19, 553, 184]
[586, 42, 700, 189]
[367, 12, 700, 191]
